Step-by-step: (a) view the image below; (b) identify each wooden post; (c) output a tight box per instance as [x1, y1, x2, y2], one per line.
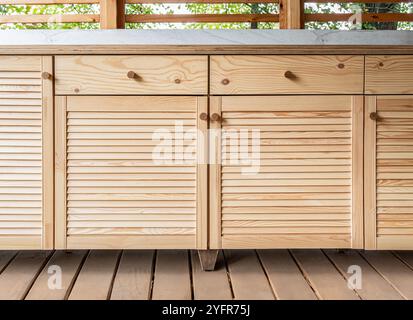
[279, 0, 304, 29]
[100, 0, 125, 29]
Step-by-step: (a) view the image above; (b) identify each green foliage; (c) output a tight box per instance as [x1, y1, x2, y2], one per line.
[0, 2, 411, 30]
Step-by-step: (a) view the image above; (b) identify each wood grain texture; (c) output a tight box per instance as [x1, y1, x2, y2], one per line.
[225, 250, 274, 300]
[361, 251, 413, 300]
[325, 250, 403, 300]
[25, 250, 87, 300]
[366, 56, 413, 94]
[68, 250, 120, 300]
[152, 250, 191, 300]
[55, 55, 208, 95]
[0, 56, 45, 249]
[218, 95, 358, 249]
[191, 250, 232, 300]
[0, 251, 51, 300]
[210, 55, 364, 95]
[258, 250, 316, 300]
[110, 250, 154, 300]
[374, 96, 413, 249]
[292, 250, 359, 300]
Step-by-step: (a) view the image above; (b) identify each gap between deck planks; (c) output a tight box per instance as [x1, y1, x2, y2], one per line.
[0, 250, 411, 300]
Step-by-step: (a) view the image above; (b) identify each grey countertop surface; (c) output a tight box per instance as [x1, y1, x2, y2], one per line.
[0, 29, 412, 46]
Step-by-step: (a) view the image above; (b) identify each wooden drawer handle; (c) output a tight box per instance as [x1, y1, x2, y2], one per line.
[370, 112, 381, 121]
[42, 72, 52, 80]
[211, 113, 221, 122]
[199, 113, 208, 121]
[284, 70, 297, 80]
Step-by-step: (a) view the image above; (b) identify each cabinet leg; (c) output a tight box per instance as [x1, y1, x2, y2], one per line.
[197, 250, 219, 271]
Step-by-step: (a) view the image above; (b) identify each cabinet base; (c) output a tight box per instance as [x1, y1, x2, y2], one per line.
[197, 250, 219, 271]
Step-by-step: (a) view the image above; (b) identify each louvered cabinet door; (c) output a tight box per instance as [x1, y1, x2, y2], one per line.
[55, 96, 207, 249]
[210, 96, 364, 249]
[0, 56, 53, 249]
[365, 96, 413, 249]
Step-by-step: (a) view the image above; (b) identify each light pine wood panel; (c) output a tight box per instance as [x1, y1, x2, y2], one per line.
[291, 250, 359, 300]
[224, 250, 274, 300]
[55, 55, 208, 95]
[214, 95, 361, 249]
[325, 250, 403, 300]
[25, 251, 87, 300]
[210, 55, 363, 94]
[191, 251, 233, 300]
[258, 250, 316, 300]
[68, 250, 120, 300]
[56, 96, 204, 249]
[366, 56, 413, 94]
[110, 250, 154, 300]
[369, 96, 413, 249]
[0, 56, 53, 249]
[361, 251, 413, 300]
[152, 250, 191, 300]
[0, 251, 51, 300]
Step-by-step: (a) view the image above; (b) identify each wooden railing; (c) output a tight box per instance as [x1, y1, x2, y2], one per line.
[0, 0, 411, 29]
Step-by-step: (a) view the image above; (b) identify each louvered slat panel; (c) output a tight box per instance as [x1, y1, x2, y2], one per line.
[0, 56, 51, 249]
[211, 96, 363, 249]
[375, 96, 413, 248]
[56, 96, 207, 249]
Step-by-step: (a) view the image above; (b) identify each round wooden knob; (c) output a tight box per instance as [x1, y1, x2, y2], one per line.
[370, 112, 380, 121]
[127, 71, 138, 79]
[284, 71, 296, 79]
[41, 72, 52, 80]
[199, 113, 208, 121]
[221, 78, 230, 85]
[211, 113, 221, 122]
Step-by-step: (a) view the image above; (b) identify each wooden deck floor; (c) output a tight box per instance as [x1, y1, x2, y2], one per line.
[0, 250, 413, 300]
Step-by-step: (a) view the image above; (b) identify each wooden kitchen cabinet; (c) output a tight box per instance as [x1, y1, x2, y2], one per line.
[0, 56, 53, 249]
[209, 95, 364, 249]
[365, 96, 413, 249]
[55, 96, 208, 249]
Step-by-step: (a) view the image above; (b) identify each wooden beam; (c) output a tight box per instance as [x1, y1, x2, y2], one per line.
[306, 13, 413, 23]
[100, 0, 120, 29]
[126, 13, 279, 23]
[279, 0, 304, 29]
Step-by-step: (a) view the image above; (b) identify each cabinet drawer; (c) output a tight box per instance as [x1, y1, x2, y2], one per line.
[55, 55, 208, 95]
[365, 56, 413, 94]
[210, 55, 364, 95]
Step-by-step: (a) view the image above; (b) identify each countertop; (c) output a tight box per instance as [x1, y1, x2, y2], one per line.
[0, 30, 412, 54]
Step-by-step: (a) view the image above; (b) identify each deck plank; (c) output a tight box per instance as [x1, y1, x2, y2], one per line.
[0, 251, 16, 273]
[25, 251, 88, 300]
[258, 250, 316, 300]
[395, 251, 413, 270]
[224, 250, 274, 300]
[361, 251, 413, 300]
[0, 251, 51, 300]
[291, 250, 359, 300]
[325, 250, 403, 300]
[191, 251, 232, 300]
[110, 250, 154, 300]
[68, 250, 120, 300]
[152, 250, 191, 300]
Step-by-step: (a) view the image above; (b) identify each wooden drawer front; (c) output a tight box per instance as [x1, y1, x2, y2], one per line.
[366, 56, 413, 94]
[55, 96, 207, 249]
[365, 96, 413, 250]
[210, 96, 363, 249]
[0, 56, 53, 249]
[210, 55, 364, 95]
[55, 55, 208, 95]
